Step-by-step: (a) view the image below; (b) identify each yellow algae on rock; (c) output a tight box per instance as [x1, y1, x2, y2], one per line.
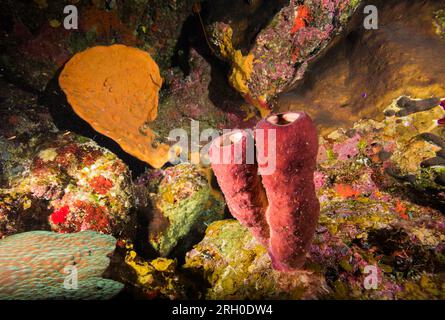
[184, 220, 327, 299]
[125, 249, 155, 286]
[380, 100, 445, 176]
[49, 19, 61, 28]
[38, 148, 58, 162]
[124, 244, 184, 298]
[34, 0, 48, 9]
[229, 50, 254, 95]
[216, 26, 256, 109]
[151, 258, 176, 272]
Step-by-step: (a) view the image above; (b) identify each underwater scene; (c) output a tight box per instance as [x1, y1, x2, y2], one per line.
[1, 0, 445, 304]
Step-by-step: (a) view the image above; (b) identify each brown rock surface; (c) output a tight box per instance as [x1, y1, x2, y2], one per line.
[278, 0, 445, 135]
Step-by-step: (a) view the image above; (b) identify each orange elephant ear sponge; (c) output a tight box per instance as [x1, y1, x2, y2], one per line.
[59, 44, 170, 168]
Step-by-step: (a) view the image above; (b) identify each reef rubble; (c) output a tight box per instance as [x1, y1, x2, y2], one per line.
[0, 0, 444, 301]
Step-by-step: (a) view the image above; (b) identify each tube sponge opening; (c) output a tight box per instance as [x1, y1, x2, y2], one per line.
[266, 112, 301, 126]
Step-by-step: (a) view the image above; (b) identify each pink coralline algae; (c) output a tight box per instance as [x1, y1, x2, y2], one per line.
[314, 171, 327, 191]
[333, 134, 361, 161]
[210, 112, 320, 271]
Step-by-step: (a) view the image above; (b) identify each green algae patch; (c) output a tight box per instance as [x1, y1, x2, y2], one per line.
[184, 220, 328, 300]
[145, 163, 225, 257]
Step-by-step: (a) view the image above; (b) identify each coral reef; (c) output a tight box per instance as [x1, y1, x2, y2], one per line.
[186, 195, 445, 300]
[1, 0, 444, 301]
[184, 97, 445, 299]
[0, 0, 362, 139]
[59, 44, 169, 168]
[0, 79, 134, 238]
[0, 230, 123, 299]
[2, 132, 134, 237]
[136, 163, 225, 256]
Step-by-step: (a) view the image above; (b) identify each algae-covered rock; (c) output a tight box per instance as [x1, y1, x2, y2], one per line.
[0, 230, 123, 300]
[0, 81, 57, 186]
[137, 163, 225, 257]
[312, 148, 445, 300]
[208, 0, 360, 115]
[1, 82, 135, 237]
[433, 8, 445, 38]
[185, 220, 329, 300]
[185, 197, 445, 299]
[120, 243, 187, 299]
[324, 96, 445, 209]
[0, 189, 50, 238]
[185, 98, 445, 299]
[4, 132, 134, 237]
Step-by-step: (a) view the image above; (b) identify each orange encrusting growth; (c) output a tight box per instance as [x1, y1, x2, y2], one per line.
[334, 183, 361, 199]
[290, 5, 311, 35]
[395, 200, 409, 220]
[59, 45, 170, 168]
